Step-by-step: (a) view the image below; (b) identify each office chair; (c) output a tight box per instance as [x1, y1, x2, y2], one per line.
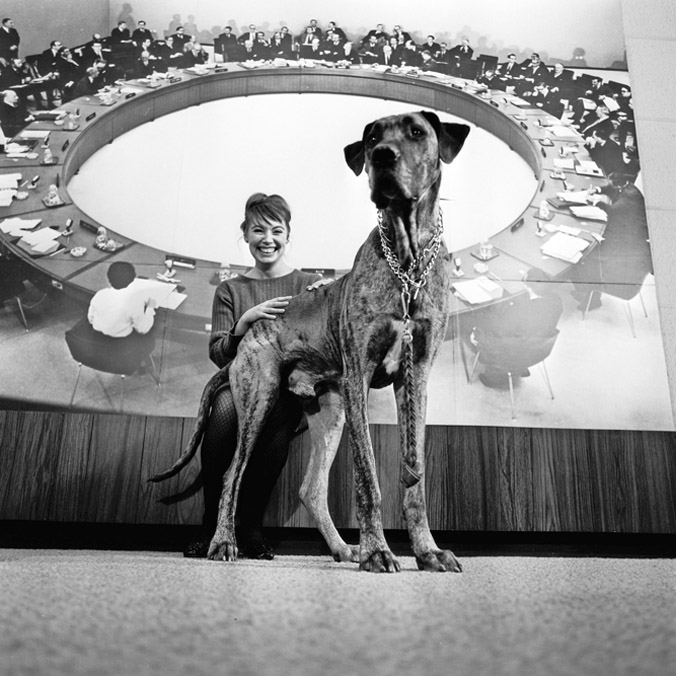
[0, 255, 47, 330]
[469, 327, 559, 420]
[65, 317, 159, 411]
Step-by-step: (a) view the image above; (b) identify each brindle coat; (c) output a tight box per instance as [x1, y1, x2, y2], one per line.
[152, 111, 469, 572]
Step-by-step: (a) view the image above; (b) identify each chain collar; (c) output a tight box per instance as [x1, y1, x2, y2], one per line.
[377, 207, 444, 342]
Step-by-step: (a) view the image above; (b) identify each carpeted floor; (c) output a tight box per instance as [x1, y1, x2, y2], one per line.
[1, 550, 674, 676]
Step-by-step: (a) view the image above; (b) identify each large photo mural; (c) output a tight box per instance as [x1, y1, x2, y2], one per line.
[0, 0, 671, 431]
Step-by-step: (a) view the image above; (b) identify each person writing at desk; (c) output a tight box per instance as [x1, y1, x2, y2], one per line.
[87, 261, 157, 354]
[184, 193, 326, 559]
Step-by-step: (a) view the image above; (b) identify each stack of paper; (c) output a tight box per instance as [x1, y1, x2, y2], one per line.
[452, 276, 503, 305]
[569, 205, 608, 222]
[541, 232, 589, 263]
[506, 96, 530, 107]
[555, 190, 590, 205]
[575, 160, 603, 177]
[550, 125, 579, 138]
[553, 158, 575, 170]
[0, 217, 42, 235]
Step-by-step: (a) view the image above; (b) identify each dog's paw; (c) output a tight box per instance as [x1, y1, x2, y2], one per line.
[207, 538, 238, 561]
[415, 549, 462, 573]
[360, 549, 401, 573]
[332, 544, 360, 563]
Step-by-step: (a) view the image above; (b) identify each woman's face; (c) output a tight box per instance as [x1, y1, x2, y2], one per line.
[245, 218, 289, 267]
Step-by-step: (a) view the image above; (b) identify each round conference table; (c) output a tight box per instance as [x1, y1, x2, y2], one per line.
[0, 63, 607, 331]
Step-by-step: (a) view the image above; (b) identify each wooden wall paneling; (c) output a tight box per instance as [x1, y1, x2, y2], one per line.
[137, 415, 201, 525]
[327, 428, 356, 529]
[434, 90, 479, 125]
[77, 413, 147, 522]
[371, 425, 406, 529]
[44, 412, 96, 521]
[265, 431, 312, 528]
[0, 410, 65, 519]
[637, 432, 676, 532]
[493, 427, 536, 531]
[151, 85, 198, 119]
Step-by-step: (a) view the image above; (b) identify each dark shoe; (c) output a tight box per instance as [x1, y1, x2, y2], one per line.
[237, 527, 275, 560]
[183, 536, 210, 558]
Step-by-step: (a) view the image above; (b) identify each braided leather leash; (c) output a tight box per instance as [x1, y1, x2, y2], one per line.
[377, 208, 444, 486]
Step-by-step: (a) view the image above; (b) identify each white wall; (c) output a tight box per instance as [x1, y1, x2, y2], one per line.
[622, 0, 676, 423]
[109, 0, 626, 67]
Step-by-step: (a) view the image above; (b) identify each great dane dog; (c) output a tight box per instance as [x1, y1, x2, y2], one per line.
[151, 110, 469, 572]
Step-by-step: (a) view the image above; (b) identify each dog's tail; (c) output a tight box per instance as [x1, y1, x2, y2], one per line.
[147, 366, 230, 483]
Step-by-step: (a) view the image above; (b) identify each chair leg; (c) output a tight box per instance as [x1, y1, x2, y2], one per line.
[507, 371, 516, 420]
[624, 301, 637, 339]
[468, 351, 480, 383]
[120, 374, 125, 413]
[70, 363, 83, 407]
[146, 353, 161, 385]
[540, 360, 555, 400]
[15, 297, 28, 331]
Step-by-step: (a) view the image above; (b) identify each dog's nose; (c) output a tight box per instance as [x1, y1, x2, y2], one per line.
[371, 145, 399, 167]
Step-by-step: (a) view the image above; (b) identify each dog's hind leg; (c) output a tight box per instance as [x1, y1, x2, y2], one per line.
[207, 360, 280, 562]
[300, 390, 358, 563]
[394, 365, 462, 573]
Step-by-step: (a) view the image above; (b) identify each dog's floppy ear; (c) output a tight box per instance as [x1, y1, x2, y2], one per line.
[344, 121, 376, 176]
[420, 111, 470, 164]
[344, 140, 365, 176]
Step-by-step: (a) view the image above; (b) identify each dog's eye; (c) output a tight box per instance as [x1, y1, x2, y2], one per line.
[410, 126, 425, 138]
[366, 133, 379, 145]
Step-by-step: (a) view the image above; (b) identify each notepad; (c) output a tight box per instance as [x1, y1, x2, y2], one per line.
[554, 158, 575, 170]
[541, 232, 589, 263]
[17, 130, 50, 139]
[452, 276, 503, 305]
[20, 227, 60, 247]
[569, 205, 608, 222]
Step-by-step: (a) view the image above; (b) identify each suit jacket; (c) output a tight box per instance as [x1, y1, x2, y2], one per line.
[450, 44, 474, 61]
[131, 27, 153, 44]
[0, 25, 20, 60]
[110, 27, 132, 44]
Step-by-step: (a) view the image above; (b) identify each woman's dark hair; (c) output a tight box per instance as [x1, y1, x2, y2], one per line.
[107, 261, 136, 289]
[240, 193, 291, 236]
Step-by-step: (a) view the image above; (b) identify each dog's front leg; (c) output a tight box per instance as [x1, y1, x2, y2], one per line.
[208, 367, 279, 561]
[394, 364, 462, 573]
[343, 367, 400, 573]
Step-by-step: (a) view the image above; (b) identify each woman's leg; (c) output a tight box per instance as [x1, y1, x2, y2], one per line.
[184, 386, 238, 557]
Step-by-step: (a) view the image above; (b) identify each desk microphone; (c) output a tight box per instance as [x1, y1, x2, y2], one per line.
[30, 175, 40, 187]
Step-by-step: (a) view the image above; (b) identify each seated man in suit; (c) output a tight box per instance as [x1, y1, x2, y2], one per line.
[399, 40, 423, 68]
[170, 26, 192, 51]
[325, 21, 346, 44]
[109, 20, 133, 47]
[420, 35, 441, 57]
[470, 267, 563, 389]
[360, 23, 389, 47]
[0, 88, 33, 137]
[525, 80, 564, 118]
[569, 173, 650, 311]
[70, 66, 100, 98]
[319, 32, 344, 62]
[132, 20, 153, 46]
[358, 35, 381, 64]
[515, 52, 549, 96]
[497, 52, 522, 87]
[152, 36, 183, 68]
[268, 31, 292, 60]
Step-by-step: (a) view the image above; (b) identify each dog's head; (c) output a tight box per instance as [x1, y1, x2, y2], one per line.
[344, 111, 470, 210]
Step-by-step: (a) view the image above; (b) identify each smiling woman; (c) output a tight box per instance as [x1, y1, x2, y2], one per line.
[66, 93, 536, 270]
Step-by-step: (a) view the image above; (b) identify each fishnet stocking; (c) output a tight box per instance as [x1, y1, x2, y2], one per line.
[200, 385, 303, 532]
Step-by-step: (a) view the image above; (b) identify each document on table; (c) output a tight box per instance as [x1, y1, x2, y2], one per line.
[553, 158, 575, 170]
[20, 227, 60, 247]
[131, 278, 187, 310]
[541, 232, 590, 263]
[17, 130, 50, 139]
[0, 217, 42, 235]
[0, 173, 22, 189]
[575, 160, 603, 177]
[452, 276, 503, 305]
[555, 190, 589, 205]
[549, 125, 579, 138]
[569, 205, 608, 222]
